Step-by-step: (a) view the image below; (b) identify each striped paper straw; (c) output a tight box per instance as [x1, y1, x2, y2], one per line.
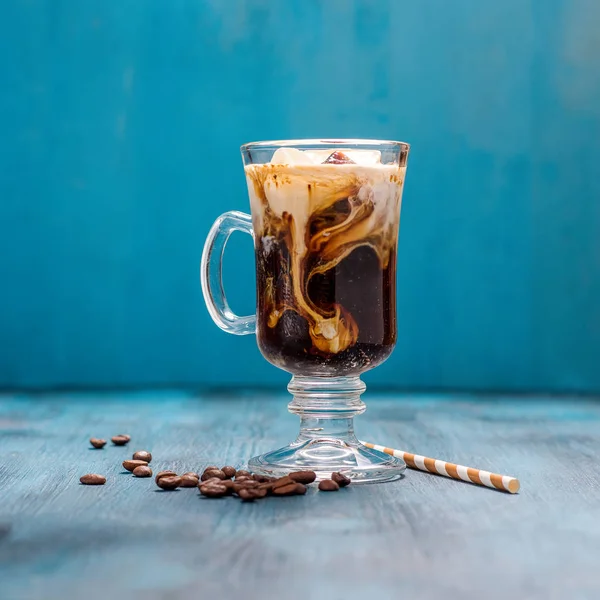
[361, 441, 520, 494]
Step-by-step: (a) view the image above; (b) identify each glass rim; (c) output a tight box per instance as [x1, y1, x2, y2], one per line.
[241, 138, 410, 152]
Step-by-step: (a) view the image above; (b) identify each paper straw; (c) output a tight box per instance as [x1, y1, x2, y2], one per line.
[361, 441, 520, 494]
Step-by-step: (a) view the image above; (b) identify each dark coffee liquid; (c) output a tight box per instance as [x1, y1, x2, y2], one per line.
[256, 240, 397, 376]
[245, 160, 404, 376]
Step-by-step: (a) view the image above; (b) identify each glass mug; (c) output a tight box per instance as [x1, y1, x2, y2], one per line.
[201, 139, 409, 482]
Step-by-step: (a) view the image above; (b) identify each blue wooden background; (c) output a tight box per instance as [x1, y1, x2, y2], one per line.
[1, 0, 599, 392]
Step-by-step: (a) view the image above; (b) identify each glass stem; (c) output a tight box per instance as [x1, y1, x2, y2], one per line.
[288, 376, 366, 446]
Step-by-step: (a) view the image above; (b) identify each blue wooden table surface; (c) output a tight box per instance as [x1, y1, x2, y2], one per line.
[0, 391, 599, 600]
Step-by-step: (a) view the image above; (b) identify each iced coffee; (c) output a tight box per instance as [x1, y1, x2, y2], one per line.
[245, 146, 407, 376]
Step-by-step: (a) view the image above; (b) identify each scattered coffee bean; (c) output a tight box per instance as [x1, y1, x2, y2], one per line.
[232, 481, 261, 496]
[252, 474, 274, 483]
[156, 476, 181, 490]
[123, 459, 149, 472]
[155, 470, 177, 484]
[272, 476, 295, 490]
[199, 482, 228, 498]
[179, 475, 200, 488]
[232, 478, 259, 489]
[111, 435, 130, 446]
[318, 479, 340, 492]
[273, 482, 305, 496]
[234, 475, 253, 484]
[80, 474, 106, 485]
[204, 465, 219, 471]
[201, 468, 225, 481]
[331, 472, 351, 487]
[257, 481, 275, 495]
[294, 483, 307, 495]
[132, 450, 152, 463]
[201, 477, 223, 486]
[238, 488, 256, 502]
[94, 447, 349, 499]
[209, 479, 234, 495]
[238, 487, 267, 502]
[133, 465, 152, 478]
[289, 471, 316, 484]
[221, 466, 236, 479]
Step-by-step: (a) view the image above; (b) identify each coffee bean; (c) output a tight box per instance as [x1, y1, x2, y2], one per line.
[235, 470, 251, 478]
[249, 486, 266, 497]
[232, 479, 259, 491]
[331, 472, 351, 487]
[221, 479, 235, 494]
[80, 474, 106, 485]
[89, 438, 106, 449]
[272, 476, 295, 490]
[132, 450, 152, 463]
[204, 465, 219, 471]
[221, 466, 236, 479]
[204, 479, 233, 495]
[237, 488, 255, 502]
[156, 476, 181, 490]
[318, 479, 339, 492]
[199, 478, 232, 495]
[238, 487, 267, 502]
[232, 480, 261, 495]
[201, 477, 223, 486]
[233, 476, 253, 484]
[257, 482, 275, 495]
[155, 470, 177, 484]
[181, 472, 200, 479]
[199, 483, 227, 498]
[273, 482, 305, 496]
[123, 459, 149, 472]
[201, 468, 225, 481]
[179, 475, 200, 488]
[133, 465, 152, 478]
[294, 483, 307, 495]
[289, 471, 316, 484]
[252, 474, 274, 483]
[241, 479, 260, 487]
[111, 435, 130, 446]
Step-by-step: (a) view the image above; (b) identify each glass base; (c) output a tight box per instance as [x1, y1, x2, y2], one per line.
[248, 439, 405, 483]
[248, 376, 406, 484]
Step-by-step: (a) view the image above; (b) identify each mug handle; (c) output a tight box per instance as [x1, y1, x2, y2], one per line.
[200, 210, 256, 335]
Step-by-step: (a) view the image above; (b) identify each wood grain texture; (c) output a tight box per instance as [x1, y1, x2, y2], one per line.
[1, 391, 599, 600]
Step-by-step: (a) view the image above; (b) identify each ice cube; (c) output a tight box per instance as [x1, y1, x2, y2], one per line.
[270, 147, 315, 165]
[306, 149, 382, 165]
[304, 150, 335, 163]
[344, 150, 382, 165]
[322, 151, 355, 164]
[270, 147, 382, 166]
